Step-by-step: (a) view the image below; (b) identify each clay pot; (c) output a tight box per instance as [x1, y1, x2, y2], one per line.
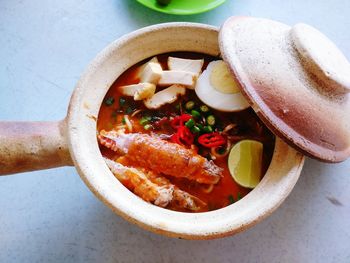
[0, 23, 304, 239]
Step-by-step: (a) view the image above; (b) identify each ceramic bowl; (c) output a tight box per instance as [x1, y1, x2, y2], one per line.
[0, 23, 305, 239]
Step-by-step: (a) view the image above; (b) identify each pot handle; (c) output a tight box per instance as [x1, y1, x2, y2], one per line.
[0, 119, 73, 175]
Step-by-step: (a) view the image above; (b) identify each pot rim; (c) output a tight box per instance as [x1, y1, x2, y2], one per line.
[66, 22, 305, 239]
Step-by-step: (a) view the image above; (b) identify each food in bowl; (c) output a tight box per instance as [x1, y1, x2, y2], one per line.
[97, 52, 275, 212]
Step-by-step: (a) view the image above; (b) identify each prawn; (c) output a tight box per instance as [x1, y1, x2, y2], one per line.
[104, 158, 206, 211]
[99, 130, 222, 184]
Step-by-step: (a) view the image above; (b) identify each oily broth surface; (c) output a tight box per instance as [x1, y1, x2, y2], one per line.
[97, 52, 275, 212]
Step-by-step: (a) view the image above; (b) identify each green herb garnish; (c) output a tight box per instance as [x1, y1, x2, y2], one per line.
[185, 118, 195, 128]
[191, 110, 201, 119]
[126, 107, 133, 114]
[190, 126, 201, 134]
[143, 124, 153, 130]
[203, 126, 213, 133]
[228, 195, 235, 204]
[200, 105, 209, 113]
[119, 97, 126, 107]
[206, 115, 216, 126]
[104, 97, 115, 106]
[196, 123, 203, 131]
[185, 101, 195, 110]
[140, 116, 150, 126]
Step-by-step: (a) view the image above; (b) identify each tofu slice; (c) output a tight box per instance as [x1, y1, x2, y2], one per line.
[158, 70, 198, 89]
[144, 84, 186, 109]
[118, 83, 156, 100]
[147, 56, 159, 64]
[168, 57, 204, 75]
[134, 84, 156, 100]
[139, 62, 163, 84]
[136, 57, 159, 75]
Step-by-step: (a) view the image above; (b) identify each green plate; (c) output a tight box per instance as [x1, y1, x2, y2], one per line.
[137, 0, 227, 15]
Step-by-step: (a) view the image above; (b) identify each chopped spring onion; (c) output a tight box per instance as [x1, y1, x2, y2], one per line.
[119, 97, 126, 107]
[126, 107, 133, 114]
[191, 110, 201, 119]
[143, 124, 153, 130]
[200, 105, 209, 113]
[196, 123, 203, 131]
[190, 126, 201, 134]
[140, 116, 150, 126]
[206, 115, 216, 126]
[228, 195, 235, 204]
[104, 97, 115, 106]
[185, 118, 195, 128]
[185, 101, 195, 110]
[203, 126, 213, 133]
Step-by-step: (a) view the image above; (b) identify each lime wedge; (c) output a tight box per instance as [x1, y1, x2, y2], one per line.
[228, 140, 264, 189]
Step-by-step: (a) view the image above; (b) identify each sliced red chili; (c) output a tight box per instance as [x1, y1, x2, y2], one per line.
[170, 114, 192, 130]
[170, 126, 194, 146]
[198, 133, 226, 148]
[170, 133, 181, 144]
[178, 126, 194, 146]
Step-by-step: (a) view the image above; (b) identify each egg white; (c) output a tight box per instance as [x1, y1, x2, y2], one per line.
[195, 60, 250, 112]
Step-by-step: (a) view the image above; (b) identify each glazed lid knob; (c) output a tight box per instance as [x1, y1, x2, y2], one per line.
[291, 23, 350, 95]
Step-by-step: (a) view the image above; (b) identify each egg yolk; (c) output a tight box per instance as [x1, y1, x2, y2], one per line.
[210, 61, 240, 94]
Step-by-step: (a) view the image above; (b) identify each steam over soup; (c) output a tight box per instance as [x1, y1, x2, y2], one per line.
[97, 52, 275, 212]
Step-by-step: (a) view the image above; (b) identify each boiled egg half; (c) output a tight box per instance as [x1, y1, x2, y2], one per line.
[195, 60, 250, 112]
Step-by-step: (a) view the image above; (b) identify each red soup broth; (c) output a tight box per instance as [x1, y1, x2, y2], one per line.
[97, 52, 275, 212]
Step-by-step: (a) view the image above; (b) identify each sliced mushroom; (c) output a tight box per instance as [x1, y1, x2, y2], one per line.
[144, 84, 186, 109]
[118, 83, 156, 100]
[168, 57, 204, 75]
[158, 70, 198, 89]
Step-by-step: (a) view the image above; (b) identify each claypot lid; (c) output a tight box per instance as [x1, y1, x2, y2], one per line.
[219, 16, 350, 163]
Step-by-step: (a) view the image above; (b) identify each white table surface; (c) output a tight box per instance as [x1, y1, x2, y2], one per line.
[1, 1, 349, 262]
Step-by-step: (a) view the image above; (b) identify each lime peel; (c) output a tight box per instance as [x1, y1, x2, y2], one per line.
[228, 140, 263, 189]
